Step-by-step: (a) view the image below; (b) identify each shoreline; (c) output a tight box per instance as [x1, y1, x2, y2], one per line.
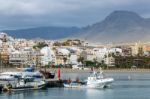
[1, 68, 150, 73]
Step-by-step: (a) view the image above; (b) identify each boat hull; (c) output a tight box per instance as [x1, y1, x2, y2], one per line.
[86, 83, 105, 88]
[11, 84, 45, 91]
[63, 78, 114, 89]
[3, 80, 46, 91]
[4, 84, 46, 91]
[63, 82, 105, 89]
[63, 84, 88, 89]
[103, 78, 114, 87]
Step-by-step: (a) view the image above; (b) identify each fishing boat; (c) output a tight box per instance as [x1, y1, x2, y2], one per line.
[63, 69, 114, 89]
[86, 71, 114, 88]
[63, 81, 86, 88]
[0, 71, 45, 91]
[3, 77, 46, 91]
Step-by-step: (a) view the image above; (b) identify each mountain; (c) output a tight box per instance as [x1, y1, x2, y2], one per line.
[1, 26, 81, 39]
[1, 10, 150, 43]
[78, 10, 150, 43]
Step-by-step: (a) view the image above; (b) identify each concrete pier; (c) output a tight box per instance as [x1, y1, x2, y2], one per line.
[45, 79, 64, 87]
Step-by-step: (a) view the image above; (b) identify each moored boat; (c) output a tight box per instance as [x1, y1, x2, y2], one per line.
[63, 69, 114, 89]
[86, 71, 114, 88]
[0, 70, 46, 91]
[63, 82, 84, 88]
[3, 77, 46, 91]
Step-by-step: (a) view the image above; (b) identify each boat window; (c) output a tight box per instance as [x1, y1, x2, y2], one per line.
[14, 75, 21, 78]
[33, 75, 42, 78]
[89, 72, 97, 77]
[24, 78, 34, 82]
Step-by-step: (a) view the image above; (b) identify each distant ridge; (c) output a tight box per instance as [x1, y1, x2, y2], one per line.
[1, 26, 81, 39]
[2, 10, 150, 43]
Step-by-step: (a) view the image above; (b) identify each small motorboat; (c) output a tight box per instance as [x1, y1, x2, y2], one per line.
[63, 82, 86, 88]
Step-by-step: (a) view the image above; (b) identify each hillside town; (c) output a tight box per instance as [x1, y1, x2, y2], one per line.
[0, 32, 150, 70]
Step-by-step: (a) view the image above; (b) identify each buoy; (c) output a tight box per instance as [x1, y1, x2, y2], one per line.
[128, 75, 131, 80]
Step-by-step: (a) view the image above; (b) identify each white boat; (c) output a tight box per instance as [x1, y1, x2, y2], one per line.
[0, 71, 44, 81]
[0, 72, 22, 81]
[3, 77, 46, 91]
[86, 71, 114, 88]
[63, 81, 87, 88]
[64, 69, 114, 89]
[0, 70, 46, 91]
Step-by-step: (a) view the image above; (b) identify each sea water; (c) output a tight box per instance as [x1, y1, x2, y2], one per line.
[1, 72, 150, 99]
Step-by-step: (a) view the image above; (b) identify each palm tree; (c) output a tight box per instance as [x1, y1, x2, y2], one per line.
[93, 58, 98, 67]
[63, 57, 67, 67]
[77, 56, 84, 65]
[48, 61, 52, 68]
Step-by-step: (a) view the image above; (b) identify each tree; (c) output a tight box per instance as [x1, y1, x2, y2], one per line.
[100, 60, 107, 69]
[93, 58, 98, 67]
[63, 57, 67, 67]
[33, 42, 48, 49]
[85, 61, 94, 67]
[47, 61, 52, 68]
[53, 42, 62, 46]
[77, 56, 84, 65]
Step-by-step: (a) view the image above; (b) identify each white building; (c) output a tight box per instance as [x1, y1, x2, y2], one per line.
[93, 48, 108, 62]
[40, 46, 56, 66]
[57, 48, 70, 56]
[93, 47, 122, 62]
[104, 56, 115, 67]
[69, 54, 78, 64]
[9, 50, 29, 66]
[109, 48, 122, 55]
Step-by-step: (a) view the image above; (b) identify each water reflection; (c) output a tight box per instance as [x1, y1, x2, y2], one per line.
[1, 89, 48, 99]
[85, 89, 105, 99]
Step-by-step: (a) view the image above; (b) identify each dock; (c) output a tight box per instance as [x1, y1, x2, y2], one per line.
[45, 79, 64, 87]
[0, 84, 3, 92]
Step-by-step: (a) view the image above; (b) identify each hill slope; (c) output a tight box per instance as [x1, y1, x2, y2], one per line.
[1, 26, 81, 39]
[78, 10, 150, 43]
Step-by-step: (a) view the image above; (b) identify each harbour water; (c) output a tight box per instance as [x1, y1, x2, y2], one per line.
[1, 72, 150, 99]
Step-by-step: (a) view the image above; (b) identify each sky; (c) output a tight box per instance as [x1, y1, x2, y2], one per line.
[0, 0, 150, 29]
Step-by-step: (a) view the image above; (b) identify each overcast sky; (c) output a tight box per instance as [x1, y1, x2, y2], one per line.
[0, 0, 150, 29]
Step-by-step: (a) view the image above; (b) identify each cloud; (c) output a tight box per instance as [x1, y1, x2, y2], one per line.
[0, 0, 150, 29]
